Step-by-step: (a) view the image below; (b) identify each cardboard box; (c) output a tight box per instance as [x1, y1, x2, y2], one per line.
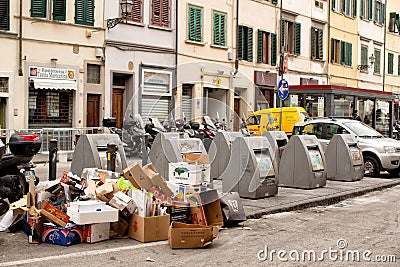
[110, 217, 129, 237]
[166, 181, 208, 202]
[128, 213, 170, 243]
[40, 201, 70, 227]
[95, 181, 120, 202]
[163, 201, 191, 224]
[169, 162, 210, 185]
[168, 222, 219, 249]
[83, 223, 110, 243]
[42, 223, 83, 246]
[187, 190, 224, 227]
[67, 201, 119, 225]
[125, 163, 153, 191]
[142, 164, 173, 196]
[109, 191, 137, 217]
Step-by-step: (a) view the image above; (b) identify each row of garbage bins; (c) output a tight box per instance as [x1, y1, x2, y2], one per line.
[71, 130, 364, 200]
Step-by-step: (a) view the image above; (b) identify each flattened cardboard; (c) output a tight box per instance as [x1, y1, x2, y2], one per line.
[187, 190, 224, 227]
[95, 181, 120, 202]
[125, 163, 153, 191]
[168, 222, 219, 249]
[128, 213, 170, 243]
[123, 167, 140, 189]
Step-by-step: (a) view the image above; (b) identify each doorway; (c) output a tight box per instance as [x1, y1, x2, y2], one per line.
[234, 98, 240, 130]
[87, 94, 100, 127]
[112, 89, 124, 128]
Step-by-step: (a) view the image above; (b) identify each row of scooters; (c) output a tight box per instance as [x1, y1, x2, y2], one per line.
[105, 114, 252, 157]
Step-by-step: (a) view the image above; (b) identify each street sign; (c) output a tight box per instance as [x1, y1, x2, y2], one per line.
[277, 79, 289, 100]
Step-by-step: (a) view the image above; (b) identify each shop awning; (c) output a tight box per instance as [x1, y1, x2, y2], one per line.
[31, 78, 77, 90]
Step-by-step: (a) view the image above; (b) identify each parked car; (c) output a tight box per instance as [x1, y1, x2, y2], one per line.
[292, 118, 400, 176]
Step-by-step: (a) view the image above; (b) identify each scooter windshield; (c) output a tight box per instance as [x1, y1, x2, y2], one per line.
[204, 116, 217, 130]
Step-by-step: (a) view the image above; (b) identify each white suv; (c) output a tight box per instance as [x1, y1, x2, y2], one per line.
[293, 118, 400, 176]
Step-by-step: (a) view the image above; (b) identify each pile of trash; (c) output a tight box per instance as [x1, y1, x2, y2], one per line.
[0, 154, 246, 248]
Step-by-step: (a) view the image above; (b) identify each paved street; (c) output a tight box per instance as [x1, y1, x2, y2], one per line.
[0, 185, 399, 266]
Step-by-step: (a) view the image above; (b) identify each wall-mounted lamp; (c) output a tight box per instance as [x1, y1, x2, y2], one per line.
[107, 0, 134, 30]
[357, 54, 376, 71]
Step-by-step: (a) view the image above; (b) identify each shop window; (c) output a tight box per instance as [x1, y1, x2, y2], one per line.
[281, 20, 301, 55]
[311, 27, 323, 60]
[187, 5, 203, 43]
[257, 30, 277, 66]
[0, 0, 10, 31]
[360, 0, 373, 20]
[87, 64, 100, 84]
[0, 77, 8, 93]
[374, 49, 381, 74]
[124, 0, 143, 23]
[373, 1, 385, 25]
[151, 0, 170, 28]
[388, 53, 394, 74]
[238, 25, 253, 62]
[213, 11, 226, 47]
[75, 0, 94, 26]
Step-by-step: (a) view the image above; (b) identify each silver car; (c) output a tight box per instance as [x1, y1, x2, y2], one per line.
[293, 118, 400, 176]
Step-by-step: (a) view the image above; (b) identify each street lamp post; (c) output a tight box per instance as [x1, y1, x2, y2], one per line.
[107, 0, 134, 30]
[357, 54, 376, 71]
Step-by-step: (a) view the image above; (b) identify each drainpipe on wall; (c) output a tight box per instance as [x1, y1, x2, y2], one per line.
[18, 0, 23, 76]
[327, 0, 331, 85]
[233, 0, 239, 75]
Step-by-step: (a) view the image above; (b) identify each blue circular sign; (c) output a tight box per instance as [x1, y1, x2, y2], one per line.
[277, 79, 289, 100]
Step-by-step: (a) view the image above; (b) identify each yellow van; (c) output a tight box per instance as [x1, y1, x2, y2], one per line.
[246, 107, 310, 136]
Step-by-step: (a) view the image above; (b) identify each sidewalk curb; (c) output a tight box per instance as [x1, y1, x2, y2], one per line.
[246, 180, 400, 219]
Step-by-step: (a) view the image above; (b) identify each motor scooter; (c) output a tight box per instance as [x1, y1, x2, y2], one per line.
[123, 114, 147, 157]
[240, 117, 251, 137]
[0, 132, 42, 216]
[145, 117, 167, 148]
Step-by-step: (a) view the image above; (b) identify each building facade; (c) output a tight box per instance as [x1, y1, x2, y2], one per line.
[104, 0, 176, 128]
[0, 0, 105, 130]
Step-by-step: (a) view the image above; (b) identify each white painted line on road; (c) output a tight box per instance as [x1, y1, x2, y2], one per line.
[0, 241, 169, 266]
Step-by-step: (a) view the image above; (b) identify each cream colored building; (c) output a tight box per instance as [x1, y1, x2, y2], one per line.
[176, 0, 236, 127]
[0, 0, 105, 130]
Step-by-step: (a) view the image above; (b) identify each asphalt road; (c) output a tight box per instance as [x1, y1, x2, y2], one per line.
[1, 185, 399, 266]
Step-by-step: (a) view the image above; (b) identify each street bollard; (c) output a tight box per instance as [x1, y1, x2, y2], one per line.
[107, 143, 117, 172]
[49, 139, 58, 181]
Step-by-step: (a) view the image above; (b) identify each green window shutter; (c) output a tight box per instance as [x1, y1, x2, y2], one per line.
[311, 27, 316, 59]
[271, 33, 277, 66]
[332, 0, 336, 11]
[31, 0, 46, 18]
[381, 3, 385, 25]
[388, 53, 394, 74]
[257, 30, 263, 63]
[195, 8, 202, 42]
[281, 19, 286, 52]
[340, 41, 345, 65]
[361, 46, 368, 66]
[396, 14, 400, 32]
[238, 25, 244, 60]
[341, 0, 346, 14]
[0, 0, 9, 30]
[212, 13, 226, 46]
[53, 0, 66, 21]
[373, 0, 378, 23]
[213, 12, 220, 45]
[352, 0, 357, 18]
[360, 0, 364, 18]
[374, 50, 380, 73]
[368, 0, 373, 20]
[272, 0, 278, 5]
[398, 55, 400, 75]
[331, 38, 335, 62]
[294, 22, 301, 55]
[347, 43, 352, 66]
[247, 27, 253, 62]
[188, 7, 195, 41]
[318, 29, 323, 60]
[220, 14, 226, 46]
[75, 0, 94, 26]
